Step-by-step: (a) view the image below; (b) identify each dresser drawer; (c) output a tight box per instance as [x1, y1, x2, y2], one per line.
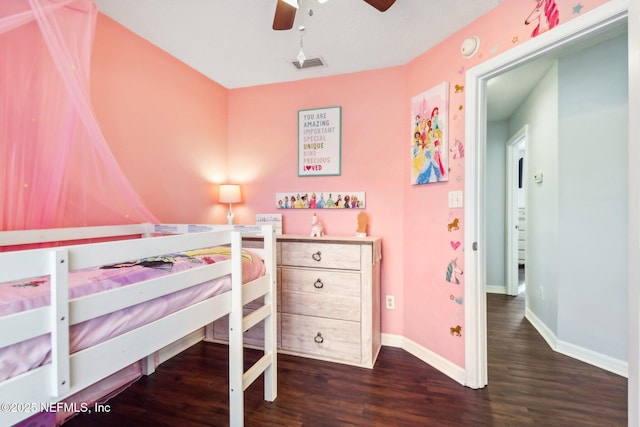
[281, 242, 361, 270]
[281, 268, 360, 321]
[281, 313, 361, 364]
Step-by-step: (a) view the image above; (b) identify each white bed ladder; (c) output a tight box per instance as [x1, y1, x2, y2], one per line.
[228, 227, 277, 427]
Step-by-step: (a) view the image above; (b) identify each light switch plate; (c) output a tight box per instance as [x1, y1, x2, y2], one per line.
[448, 190, 463, 208]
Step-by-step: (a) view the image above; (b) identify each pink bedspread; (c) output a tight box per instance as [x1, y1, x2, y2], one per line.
[0, 247, 265, 382]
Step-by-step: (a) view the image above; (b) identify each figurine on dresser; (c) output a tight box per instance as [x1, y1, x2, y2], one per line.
[310, 213, 324, 237]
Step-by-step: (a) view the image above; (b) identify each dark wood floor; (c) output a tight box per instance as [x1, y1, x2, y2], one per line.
[64, 294, 627, 426]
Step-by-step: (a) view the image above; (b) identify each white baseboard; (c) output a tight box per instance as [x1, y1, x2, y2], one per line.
[381, 333, 404, 348]
[524, 307, 558, 349]
[381, 333, 466, 385]
[486, 285, 507, 294]
[167, 326, 627, 382]
[556, 339, 628, 378]
[383, 315, 629, 385]
[525, 308, 628, 378]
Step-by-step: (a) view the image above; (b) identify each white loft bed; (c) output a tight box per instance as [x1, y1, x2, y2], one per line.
[0, 223, 277, 427]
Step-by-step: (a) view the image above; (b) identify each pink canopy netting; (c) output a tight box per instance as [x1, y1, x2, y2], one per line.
[0, 0, 157, 232]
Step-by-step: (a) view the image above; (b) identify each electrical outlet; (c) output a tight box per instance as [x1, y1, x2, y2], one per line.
[385, 295, 395, 310]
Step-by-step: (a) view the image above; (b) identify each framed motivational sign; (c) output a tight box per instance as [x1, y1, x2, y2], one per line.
[298, 106, 341, 176]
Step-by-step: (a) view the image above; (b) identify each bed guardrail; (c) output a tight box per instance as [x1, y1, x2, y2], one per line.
[0, 223, 277, 427]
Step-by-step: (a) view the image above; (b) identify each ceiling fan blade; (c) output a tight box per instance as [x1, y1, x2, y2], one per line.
[362, 0, 397, 12]
[273, 0, 297, 30]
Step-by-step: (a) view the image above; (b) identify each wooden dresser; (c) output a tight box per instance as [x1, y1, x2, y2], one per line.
[279, 235, 382, 368]
[209, 234, 382, 369]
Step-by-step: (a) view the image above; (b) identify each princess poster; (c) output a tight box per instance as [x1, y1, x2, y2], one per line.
[411, 82, 449, 184]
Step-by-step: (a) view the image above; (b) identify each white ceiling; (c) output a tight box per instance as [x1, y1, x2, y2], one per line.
[485, 23, 628, 122]
[93, 0, 504, 89]
[92, 0, 569, 123]
[486, 57, 555, 122]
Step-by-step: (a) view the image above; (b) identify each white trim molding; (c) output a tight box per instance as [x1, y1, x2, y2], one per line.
[627, 0, 640, 425]
[382, 334, 466, 385]
[486, 285, 507, 294]
[525, 308, 628, 378]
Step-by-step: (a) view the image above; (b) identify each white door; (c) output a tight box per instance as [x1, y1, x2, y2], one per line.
[506, 128, 526, 296]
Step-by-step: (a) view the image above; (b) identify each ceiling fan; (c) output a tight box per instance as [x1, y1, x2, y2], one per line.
[272, 0, 397, 30]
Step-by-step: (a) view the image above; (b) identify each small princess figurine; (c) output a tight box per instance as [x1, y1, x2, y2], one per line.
[310, 213, 324, 237]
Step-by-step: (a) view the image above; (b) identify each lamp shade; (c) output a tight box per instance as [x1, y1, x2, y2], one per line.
[219, 184, 242, 204]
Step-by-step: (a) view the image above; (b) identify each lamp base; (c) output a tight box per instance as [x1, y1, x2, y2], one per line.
[227, 209, 234, 225]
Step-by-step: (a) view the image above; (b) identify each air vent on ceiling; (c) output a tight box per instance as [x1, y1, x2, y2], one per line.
[292, 57, 325, 70]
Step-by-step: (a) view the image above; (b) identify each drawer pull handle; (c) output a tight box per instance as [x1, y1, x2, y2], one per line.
[314, 278, 324, 289]
[314, 332, 324, 344]
[312, 251, 322, 262]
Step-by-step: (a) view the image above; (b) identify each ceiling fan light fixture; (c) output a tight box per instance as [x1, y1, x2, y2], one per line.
[297, 49, 306, 66]
[296, 25, 306, 67]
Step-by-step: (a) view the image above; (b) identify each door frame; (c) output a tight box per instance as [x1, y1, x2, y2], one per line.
[505, 126, 527, 296]
[462, 0, 630, 391]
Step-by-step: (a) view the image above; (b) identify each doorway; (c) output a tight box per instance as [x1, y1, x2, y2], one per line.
[462, 0, 631, 393]
[506, 129, 526, 296]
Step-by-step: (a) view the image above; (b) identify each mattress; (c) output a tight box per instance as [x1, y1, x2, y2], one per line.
[0, 246, 265, 382]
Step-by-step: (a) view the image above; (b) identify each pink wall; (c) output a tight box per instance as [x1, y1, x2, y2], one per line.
[91, 14, 229, 224]
[402, 0, 611, 367]
[91, 0, 612, 369]
[227, 69, 406, 334]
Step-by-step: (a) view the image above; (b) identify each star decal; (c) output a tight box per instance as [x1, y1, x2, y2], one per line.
[573, 3, 584, 14]
[512, 36, 519, 44]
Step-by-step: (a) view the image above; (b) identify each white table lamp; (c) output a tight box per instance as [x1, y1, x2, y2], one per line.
[219, 184, 242, 224]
